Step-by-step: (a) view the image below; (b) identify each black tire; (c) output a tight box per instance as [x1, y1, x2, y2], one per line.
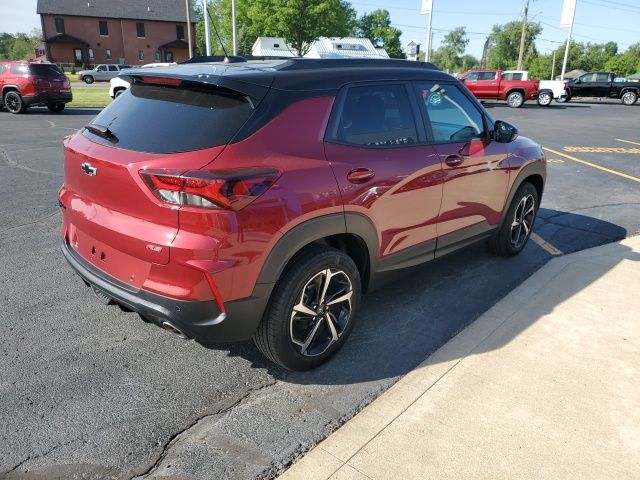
[83, 75, 94, 84]
[4, 91, 26, 114]
[537, 91, 553, 106]
[489, 182, 539, 257]
[253, 245, 361, 371]
[47, 103, 65, 113]
[621, 91, 637, 105]
[506, 91, 525, 108]
[114, 89, 125, 98]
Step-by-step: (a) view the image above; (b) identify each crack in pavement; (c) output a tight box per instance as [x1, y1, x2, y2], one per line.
[0, 210, 60, 236]
[0, 148, 62, 177]
[131, 379, 278, 480]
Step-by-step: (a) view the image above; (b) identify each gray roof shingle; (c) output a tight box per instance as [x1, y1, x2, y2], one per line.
[37, 0, 196, 23]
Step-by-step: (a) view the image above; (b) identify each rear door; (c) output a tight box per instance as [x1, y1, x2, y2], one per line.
[475, 71, 500, 98]
[107, 65, 119, 80]
[324, 82, 443, 261]
[414, 81, 510, 254]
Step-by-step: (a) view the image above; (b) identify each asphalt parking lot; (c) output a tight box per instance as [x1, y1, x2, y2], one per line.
[1, 99, 638, 480]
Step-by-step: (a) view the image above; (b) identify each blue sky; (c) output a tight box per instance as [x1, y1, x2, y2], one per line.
[1, 0, 638, 57]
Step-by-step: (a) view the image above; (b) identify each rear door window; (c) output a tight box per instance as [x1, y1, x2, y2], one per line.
[416, 82, 486, 143]
[84, 83, 253, 153]
[28, 64, 64, 76]
[331, 84, 418, 147]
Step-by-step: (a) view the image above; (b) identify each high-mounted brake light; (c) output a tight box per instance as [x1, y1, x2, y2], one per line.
[139, 168, 280, 210]
[138, 76, 183, 86]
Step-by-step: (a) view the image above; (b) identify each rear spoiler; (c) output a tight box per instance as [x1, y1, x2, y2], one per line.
[120, 67, 273, 107]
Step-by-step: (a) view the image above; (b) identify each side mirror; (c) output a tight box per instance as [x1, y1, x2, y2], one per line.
[573, 78, 581, 84]
[493, 120, 518, 143]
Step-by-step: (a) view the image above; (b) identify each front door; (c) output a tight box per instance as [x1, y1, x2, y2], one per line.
[73, 48, 83, 67]
[474, 71, 500, 99]
[414, 81, 510, 254]
[324, 83, 443, 262]
[164, 51, 174, 62]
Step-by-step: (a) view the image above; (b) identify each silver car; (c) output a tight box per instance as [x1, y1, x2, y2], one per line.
[78, 64, 130, 84]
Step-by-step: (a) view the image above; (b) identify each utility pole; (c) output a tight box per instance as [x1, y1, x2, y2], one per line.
[185, 0, 193, 58]
[560, 0, 577, 80]
[426, 7, 433, 62]
[517, 0, 529, 70]
[203, 0, 211, 55]
[232, 0, 237, 56]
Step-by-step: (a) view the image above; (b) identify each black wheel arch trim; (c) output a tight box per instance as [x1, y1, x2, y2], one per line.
[498, 161, 546, 229]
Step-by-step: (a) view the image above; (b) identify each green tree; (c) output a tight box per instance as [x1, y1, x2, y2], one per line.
[486, 21, 541, 70]
[578, 42, 617, 71]
[355, 9, 404, 59]
[247, 0, 357, 56]
[429, 27, 477, 73]
[528, 53, 554, 80]
[0, 29, 42, 61]
[604, 43, 640, 77]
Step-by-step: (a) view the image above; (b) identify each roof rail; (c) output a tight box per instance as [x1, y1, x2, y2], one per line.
[279, 58, 440, 71]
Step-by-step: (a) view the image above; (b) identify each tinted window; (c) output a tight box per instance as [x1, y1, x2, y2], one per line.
[136, 23, 145, 37]
[84, 83, 253, 154]
[502, 72, 523, 81]
[595, 73, 610, 82]
[335, 84, 417, 147]
[416, 82, 485, 143]
[463, 72, 479, 81]
[29, 64, 64, 76]
[176, 25, 185, 40]
[99, 20, 108, 36]
[477, 71, 497, 81]
[108, 65, 118, 71]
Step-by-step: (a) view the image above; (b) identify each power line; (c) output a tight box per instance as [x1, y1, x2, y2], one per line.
[581, 0, 640, 14]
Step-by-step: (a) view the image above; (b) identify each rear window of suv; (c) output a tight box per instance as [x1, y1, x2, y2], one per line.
[10, 64, 64, 76]
[83, 83, 253, 154]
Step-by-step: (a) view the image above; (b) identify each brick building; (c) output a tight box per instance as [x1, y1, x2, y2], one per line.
[36, 0, 196, 67]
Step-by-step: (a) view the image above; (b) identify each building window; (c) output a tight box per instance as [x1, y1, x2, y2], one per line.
[88, 48, 94, 60]
[155, 51, 161, 61]
[164, 51, 174, 62]
[106, 49, 112, 60]
[136, 22, 145, 38]
[55, 17, 65, 34]
[176, 25, 184, 40]
[99, 20, 108, 36]
[138, 50, 144, 60]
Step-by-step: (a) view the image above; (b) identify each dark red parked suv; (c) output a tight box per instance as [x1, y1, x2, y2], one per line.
[0, 61, 72, 114]
[59, 59, 546, 370]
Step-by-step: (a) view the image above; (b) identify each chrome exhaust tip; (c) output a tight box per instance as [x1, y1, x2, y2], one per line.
[161, 321, 189, 340]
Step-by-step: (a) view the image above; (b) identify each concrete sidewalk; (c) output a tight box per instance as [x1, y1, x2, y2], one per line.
[279, 236, 640, 480]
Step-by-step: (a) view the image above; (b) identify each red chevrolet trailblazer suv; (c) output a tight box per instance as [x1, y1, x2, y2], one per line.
[0, 61, 71, 114]
[59, 59, 546, 370]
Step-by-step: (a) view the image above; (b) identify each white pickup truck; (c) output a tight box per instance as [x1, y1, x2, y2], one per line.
[503, 71, 569, 106]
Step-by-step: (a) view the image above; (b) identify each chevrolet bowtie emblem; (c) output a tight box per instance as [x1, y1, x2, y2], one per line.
[81, 162, 97, 176]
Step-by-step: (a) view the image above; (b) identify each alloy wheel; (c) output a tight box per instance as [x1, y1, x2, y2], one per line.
[538, 92, 552, 106]
[508, 92, 524, 108]
[290, 268, 353, 357]
[510, 194, 535, 249]
[5, 93, 22, 113]
[622, 92, 636, 105]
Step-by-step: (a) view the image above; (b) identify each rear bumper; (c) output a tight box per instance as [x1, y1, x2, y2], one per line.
[62, 240, 272, 343]
[23, 91, 72, 106]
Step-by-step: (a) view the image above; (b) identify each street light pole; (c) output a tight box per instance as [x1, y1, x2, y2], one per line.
[560, 0, 577, 80]
[185, 0, 193, 58]
[203, 0, 211, 55]
[232, 0, 237, 56]
[426, 9, 433, 62]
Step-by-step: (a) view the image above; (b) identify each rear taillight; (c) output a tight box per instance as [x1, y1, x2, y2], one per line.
[139, 168, 280, 210]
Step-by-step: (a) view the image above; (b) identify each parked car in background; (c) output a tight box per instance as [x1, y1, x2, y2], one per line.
[563, 72, 639, 105]
[459, 69, 539, 107]
[502, 70, 569, 106]
[78, 64, 131, 84]
[109, 63, 175, 99]
[59, 59, 546, 370]
[0, 61, 71, 114]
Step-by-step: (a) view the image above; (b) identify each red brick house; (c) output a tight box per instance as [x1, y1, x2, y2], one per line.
[36, 0, 196, 67]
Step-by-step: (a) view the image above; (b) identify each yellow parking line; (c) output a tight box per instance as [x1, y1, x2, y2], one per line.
[616, 138, 640, 147]
[530, 233, 563, 256]
[543, 147, 640, 184]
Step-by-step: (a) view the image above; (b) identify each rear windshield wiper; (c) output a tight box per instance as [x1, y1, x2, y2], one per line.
[84, 124, 118, 143]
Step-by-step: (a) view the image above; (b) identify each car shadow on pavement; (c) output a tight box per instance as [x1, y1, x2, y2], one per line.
[207, 209, 630, 384]
[19, 107, 103, 116]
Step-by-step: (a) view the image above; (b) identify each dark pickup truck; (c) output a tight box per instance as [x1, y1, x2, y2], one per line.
[563, 72, 639, 105]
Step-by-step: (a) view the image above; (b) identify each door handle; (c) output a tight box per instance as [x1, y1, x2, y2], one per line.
[347, 168, 375, 184]
[445, 155, 465, 167]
